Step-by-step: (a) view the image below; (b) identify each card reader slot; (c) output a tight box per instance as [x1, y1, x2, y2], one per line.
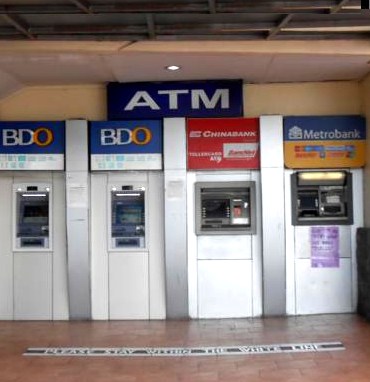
[20, 238, 44, 247]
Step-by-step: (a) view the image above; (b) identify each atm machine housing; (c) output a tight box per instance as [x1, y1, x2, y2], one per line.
[14, 184, 51, 251]
[291, 171, 353, 226]
[195, 181, 256, 235]
[189, 178, 260, 319]
[110, 187, 146, 250]
[288, 170, 357, 315]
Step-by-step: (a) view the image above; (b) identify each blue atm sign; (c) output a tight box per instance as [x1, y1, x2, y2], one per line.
[90, 120, 162, 170]
[0, 121, 64, 170]
[107, 80, 243, 119]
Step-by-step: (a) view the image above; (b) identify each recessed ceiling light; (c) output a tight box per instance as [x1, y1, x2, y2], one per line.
[166, 65, 181, 71]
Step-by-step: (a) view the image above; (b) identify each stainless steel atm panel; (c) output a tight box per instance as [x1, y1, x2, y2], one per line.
[195, 181, 256, 235]
[14, 185, 51, 250]
[291, 171, 353, 226]
[110, 187, 146, 249]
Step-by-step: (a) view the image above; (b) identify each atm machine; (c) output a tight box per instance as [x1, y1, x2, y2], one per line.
[284, 115, 365, 315]
[187, 177, 261, 318]
[195, 182, 256, 235]
[15, 185, 51, 249]
[185, 118, 262, 319]
[0, 122, 68, 321]
[110, 187, 145, 249]
[89, 120, 166, 320]
[0, 176, 68, 320]
[286, 169, 362, 314]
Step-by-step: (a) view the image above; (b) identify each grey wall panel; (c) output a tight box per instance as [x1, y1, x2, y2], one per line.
[260, 115, 286, 316]
[0, 176, 13, 319]
[52, 172, 69, 320]
[251, 170, 263, 317]
[148, 172, 166, 319]
[66, 120, 91, 320]
[164, 170, 188, 318]
[90, 173, 109, 320]
[351, 169, 364, 310]
[163, 118, 188, 319]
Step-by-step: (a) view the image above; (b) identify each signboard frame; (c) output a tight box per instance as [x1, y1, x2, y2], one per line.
[0, 121, 65, 171]
[107, 80, 244, 119]
[187, 117, 260, 170]
[283, 115, 366, 169]
[90, 120, 163, 171]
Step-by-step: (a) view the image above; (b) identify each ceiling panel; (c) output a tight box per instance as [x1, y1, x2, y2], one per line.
[265, 54, 370, 82]
[104, 52, 274, 83]
[0, 53, 115, 84]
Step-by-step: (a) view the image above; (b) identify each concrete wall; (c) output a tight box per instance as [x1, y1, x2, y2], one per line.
[0, 81, 361, 121]
[0, 85, 106, 121]
[245, 81, 361, 117]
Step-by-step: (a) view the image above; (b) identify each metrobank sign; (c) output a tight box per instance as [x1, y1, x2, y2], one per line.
[284, 116, 366, 169]
[107, 80, 243, 119]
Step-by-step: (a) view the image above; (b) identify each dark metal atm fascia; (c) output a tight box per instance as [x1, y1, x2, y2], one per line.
[195, 181, 256, 235]
[291, 171, 353, 226]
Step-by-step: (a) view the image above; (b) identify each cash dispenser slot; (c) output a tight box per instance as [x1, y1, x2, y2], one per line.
[16, 188, 50, 249]
[195, 181, 256, 235]
[291, 171, 353, 226]
[111, 188, 145, 249]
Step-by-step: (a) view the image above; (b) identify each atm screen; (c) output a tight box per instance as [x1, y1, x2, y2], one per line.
[22, 204, 49, 224]
[115, 205, 143, 225]
[298, 193, 318, 210]
[202, 199, 229, 218]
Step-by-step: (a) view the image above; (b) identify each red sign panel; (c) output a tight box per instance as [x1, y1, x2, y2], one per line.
[187, 118, 259, 170]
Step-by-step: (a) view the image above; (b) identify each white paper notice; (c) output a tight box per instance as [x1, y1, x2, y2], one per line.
[67, 184, 88, 208]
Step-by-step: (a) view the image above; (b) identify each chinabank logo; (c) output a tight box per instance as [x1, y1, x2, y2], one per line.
[288, 126, 303, 140]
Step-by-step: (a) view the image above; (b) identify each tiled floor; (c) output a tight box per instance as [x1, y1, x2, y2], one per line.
[1, 314, 370, 381]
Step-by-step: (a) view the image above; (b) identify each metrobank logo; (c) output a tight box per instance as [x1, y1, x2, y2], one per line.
[2, 127, 54, 147]
[288, 126, 303, 140]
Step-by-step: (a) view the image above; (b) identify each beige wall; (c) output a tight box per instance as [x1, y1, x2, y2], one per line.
[361, 74, 370, 227]
[0, 85, 106, 121]
[245, 81, 362, 117]
[0, 80, 362, 121]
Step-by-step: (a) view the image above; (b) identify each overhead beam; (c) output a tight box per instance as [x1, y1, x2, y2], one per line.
[267, 14, 293, 39]
[0, 30, 368, 41]
[1, 13, 34, 39]
[330, 0, 351, 13]
[146, 14, 156, 39]
[0, 1, 360, 15]
[208, 0, 217, 14]
[68, 0, 92, 14]
[24, 18, 370, 36]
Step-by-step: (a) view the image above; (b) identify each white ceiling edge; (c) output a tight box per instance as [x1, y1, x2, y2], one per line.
[0, 40, 369, 56]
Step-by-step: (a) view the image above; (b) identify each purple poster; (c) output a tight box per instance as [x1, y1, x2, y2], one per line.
[311, 226, 339, 268]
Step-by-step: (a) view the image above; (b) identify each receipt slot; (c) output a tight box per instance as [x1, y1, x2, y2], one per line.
[14, 184, 51, 250]
[110, 186, 146, 249]
[195, 181, 256, 235]
[291, 171, 353, 226]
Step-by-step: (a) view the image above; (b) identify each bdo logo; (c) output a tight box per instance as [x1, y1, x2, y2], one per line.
[2, 127, 54, 147]
[101, 127, 152, 146]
